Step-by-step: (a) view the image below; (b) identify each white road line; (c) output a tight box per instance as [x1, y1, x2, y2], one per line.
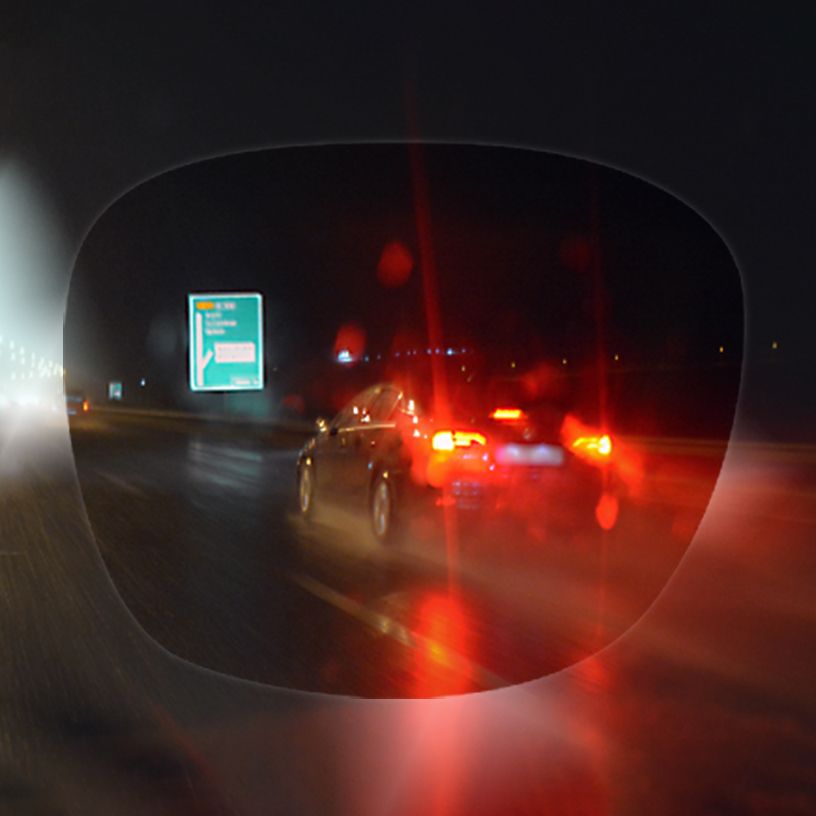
[286, 570, 507, 691]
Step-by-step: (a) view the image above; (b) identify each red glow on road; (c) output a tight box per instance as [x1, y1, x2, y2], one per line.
[595, 492, 619, 531]
[377, 240, 414, 287]
[412, 593, 473, 698]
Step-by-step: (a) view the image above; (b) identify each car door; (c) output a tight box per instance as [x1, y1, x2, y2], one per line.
[365, 385, 402, 458]
[341, 386, 402, 507]
[328, 386, 378, 508]
[315, 393, 366, 501]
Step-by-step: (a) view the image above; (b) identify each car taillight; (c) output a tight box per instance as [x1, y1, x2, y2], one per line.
[561, 413, 615, 466]
[571, 433, 613, 463]
[490, 407, 526, 421]
[431, 430, 487, 451]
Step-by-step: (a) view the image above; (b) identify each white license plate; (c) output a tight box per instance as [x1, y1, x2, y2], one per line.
[495, 443, 565, 466]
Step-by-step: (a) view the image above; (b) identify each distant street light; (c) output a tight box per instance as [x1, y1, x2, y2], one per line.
[139, 378, 147, 387]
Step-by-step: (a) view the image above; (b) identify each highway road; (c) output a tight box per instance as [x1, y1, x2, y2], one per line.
[0, 407, 814, 813]
[69, 410, 712, 699]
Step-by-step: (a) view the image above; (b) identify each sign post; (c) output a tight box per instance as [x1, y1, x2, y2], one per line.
[188, 292, 264, 391]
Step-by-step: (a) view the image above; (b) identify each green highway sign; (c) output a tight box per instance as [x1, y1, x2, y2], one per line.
[188, 292, 264, 392]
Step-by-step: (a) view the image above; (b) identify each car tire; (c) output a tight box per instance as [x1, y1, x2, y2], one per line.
[370, 474, 397, 544]
[298, 462, 316, 519]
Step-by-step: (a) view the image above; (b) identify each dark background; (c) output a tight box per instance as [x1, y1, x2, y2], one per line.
[6, 7, 807, 439]
[2, 5, 814, 814]
[65, 143, 742, 435]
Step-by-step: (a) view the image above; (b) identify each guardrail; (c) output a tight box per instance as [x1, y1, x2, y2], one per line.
[89, 407, 816, 462]
[91, 405, 314, 434]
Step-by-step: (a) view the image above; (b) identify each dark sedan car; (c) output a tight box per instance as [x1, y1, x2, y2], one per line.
[296, 377, 625, 545]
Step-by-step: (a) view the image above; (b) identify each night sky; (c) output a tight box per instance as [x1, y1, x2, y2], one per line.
[65, 143, 742, 418]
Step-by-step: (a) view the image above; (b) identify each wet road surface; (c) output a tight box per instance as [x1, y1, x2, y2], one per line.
[0, 409, 814, 813]
[72, 410, 710, 698]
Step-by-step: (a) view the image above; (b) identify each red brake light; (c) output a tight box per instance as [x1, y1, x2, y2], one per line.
[490, 407, 526, 421]
[571, 433, 613, 462]
[561, 413, 614, 465]
[431, 430, 487, 451]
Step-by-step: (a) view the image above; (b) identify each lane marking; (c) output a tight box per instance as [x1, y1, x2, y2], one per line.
[286, 570, 507, 692]
[187, 445, 263, 463]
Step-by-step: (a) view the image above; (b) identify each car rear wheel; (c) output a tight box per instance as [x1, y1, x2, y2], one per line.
[370, 475, 396, 543]
[298, 462, 315, 519]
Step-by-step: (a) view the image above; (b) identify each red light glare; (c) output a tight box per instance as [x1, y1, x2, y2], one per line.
[561, 414, 613, 466]
[595, 492, 619, 530]
[376, 240, 413, 287]
[573, 433, 612, 456]
[490, 407, 525, 421]
[332, 322, 366, 363]
[432, 431, 455, 452]
[519, 361, 564, 402]
[412, 593, 473, 697]
[571, 434, 613, 464]
[431, 430, 487, 451]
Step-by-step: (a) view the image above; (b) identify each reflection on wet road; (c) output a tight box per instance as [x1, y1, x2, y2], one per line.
[2, 410, 815, 813]
[70, 411, 715, 698]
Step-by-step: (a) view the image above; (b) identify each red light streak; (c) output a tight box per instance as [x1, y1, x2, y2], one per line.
[405, 87, 458, 589]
